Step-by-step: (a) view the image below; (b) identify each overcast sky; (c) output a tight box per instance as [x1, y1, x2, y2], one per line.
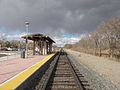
[0, 0, 120, 46]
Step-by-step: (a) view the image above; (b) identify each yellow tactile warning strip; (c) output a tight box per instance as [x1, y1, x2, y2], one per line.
[0, 53, 56, 90]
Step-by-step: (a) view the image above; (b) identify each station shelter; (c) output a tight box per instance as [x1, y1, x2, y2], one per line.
[22, 33, 55, 55]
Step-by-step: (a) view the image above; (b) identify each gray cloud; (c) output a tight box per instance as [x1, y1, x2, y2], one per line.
[0, 0, 120, 38]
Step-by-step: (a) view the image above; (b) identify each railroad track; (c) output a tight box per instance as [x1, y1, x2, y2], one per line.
[34, 50, 92, 90]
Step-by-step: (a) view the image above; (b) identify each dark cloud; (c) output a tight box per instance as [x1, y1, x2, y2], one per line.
[0, 0, 120, 38]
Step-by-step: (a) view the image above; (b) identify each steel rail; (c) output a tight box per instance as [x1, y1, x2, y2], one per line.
[35, 50, 90, 90]
[65, 52, 85, 90]
[40, 51, 61, 90]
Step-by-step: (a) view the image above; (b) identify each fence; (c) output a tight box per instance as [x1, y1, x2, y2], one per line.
[0, 50, 33, 61]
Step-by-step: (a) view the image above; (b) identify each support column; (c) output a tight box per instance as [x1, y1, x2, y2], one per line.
[49, 43, 51, 53]
[48, 42, 50, 53]
[42, 40, 45, 55]
[49, 43, 53, 53]
[44, 41, 47, 55]
[33, 40, 35, 55]
[46, 42, 49, 54]
[39, 40, 41, 55]
[51, 43, 53, 52]
[41, 40, 43, 55]
[37, 40, 40, 55]
[38, 40, 41, 55]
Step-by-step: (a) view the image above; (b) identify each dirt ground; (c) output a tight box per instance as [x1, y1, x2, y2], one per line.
[66, 49, 120, 88]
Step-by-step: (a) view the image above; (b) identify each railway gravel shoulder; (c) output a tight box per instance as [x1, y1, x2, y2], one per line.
[66, 50, 120, 90]
[34, 51, 92, 90]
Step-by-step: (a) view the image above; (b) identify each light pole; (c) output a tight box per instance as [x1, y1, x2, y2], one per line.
[25, 22, 29, 58]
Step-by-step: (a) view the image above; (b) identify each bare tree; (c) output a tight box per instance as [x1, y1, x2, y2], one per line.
[64, 16, 120, 60]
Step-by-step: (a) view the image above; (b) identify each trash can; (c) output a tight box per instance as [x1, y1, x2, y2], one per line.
[21, 51, 25, 58]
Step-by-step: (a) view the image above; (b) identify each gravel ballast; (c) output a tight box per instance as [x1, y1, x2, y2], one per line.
[66, 49, 120, 90]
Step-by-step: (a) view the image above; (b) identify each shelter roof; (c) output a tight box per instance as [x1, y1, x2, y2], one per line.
[22, 33, 55, 43]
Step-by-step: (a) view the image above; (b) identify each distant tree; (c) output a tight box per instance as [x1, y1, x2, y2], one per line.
[64, 44, 73, 49]
[10, 40, 20, 48]
[5, 41, 11, 47]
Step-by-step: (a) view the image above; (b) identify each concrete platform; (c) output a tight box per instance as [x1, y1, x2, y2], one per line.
[0, 55, 49, 84]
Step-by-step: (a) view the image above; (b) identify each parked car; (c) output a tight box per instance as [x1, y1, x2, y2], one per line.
[7, 47, 18, 51]
[7, 47, 12, 51]
[0, 48, 8, 51]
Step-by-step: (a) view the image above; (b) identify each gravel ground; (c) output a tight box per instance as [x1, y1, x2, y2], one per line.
[65, 49, 120, 90]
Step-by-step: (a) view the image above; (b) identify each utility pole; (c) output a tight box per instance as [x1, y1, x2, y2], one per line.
[25, 22, 29, 58]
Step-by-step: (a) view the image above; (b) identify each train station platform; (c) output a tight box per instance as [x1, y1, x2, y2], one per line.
[0, 55, 49, 84]
[0, 52, 57, 90]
